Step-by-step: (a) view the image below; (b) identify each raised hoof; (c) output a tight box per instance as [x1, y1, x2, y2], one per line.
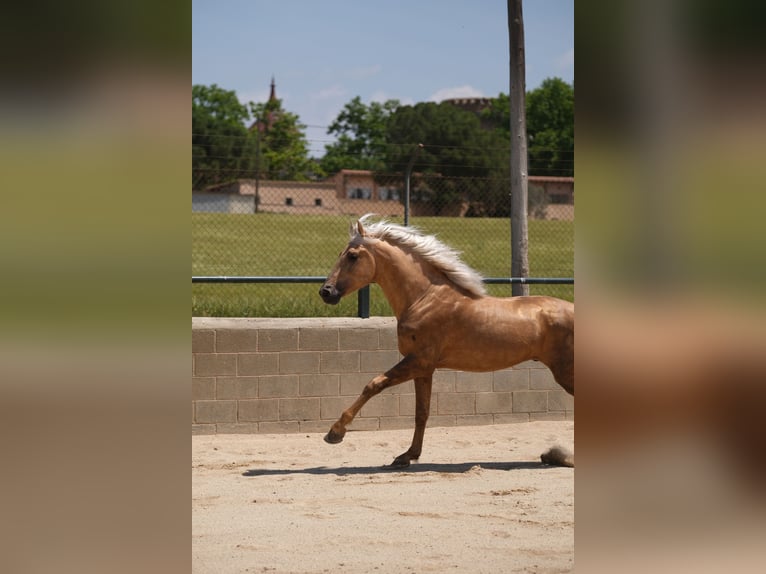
[324, 429, 345, 444]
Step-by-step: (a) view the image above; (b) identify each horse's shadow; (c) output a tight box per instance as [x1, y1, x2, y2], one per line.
[242, 461, 551, 477]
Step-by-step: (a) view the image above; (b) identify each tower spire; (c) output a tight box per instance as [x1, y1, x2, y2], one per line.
[269, 75, 276, 102]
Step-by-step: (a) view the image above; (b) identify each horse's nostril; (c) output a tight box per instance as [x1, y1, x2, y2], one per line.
[319, 284, 341, 304]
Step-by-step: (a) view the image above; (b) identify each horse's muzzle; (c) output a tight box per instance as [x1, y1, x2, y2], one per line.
[319, 284, 342, 305]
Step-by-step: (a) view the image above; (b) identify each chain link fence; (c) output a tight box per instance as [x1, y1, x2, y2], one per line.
[192, 170, 573, 317]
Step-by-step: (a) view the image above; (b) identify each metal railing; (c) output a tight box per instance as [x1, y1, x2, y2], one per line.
[191, 276, 574, 318]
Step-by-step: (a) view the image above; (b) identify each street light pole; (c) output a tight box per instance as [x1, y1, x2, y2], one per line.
[404, 143, 424, 226]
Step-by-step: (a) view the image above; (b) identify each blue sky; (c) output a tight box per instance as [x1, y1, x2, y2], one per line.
[193, 0, 573, 156]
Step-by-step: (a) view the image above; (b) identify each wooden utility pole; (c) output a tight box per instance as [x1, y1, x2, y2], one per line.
[508, 0, 529, 296]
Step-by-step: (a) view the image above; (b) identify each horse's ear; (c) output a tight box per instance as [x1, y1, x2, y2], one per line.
[357, 219, 366, 237]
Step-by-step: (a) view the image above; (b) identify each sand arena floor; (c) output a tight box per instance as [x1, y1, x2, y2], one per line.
[193, 421, 574, 573]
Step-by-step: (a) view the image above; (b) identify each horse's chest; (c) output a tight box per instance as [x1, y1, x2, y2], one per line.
[396, 317, 449, 357]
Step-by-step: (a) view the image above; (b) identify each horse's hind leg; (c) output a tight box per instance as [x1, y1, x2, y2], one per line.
[549, 355, 574, 396]
[391, 375, 433, 467]
[542, 354, 574, 467]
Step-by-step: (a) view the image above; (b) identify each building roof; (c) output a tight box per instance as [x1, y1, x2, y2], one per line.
[442, 97, 493, 113]
[528, 176, 574, 183]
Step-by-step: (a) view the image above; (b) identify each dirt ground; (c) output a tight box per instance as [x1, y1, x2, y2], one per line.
[192, 421, 574, 573]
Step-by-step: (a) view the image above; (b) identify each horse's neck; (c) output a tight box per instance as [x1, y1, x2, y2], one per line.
[372, 242, 440, 319]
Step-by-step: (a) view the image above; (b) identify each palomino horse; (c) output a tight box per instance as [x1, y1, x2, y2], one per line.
[319, 215, 574, 467]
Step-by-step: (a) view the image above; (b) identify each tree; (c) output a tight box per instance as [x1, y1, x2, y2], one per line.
[192, 84, 257, 190]
[192, 83, 314, 189]
[482, 78, 574, 177]
[382, 102, 508, 215]
[249, 98, 313, 181]
[384, 102, 505, 176]
[320, 96, 400, 174]
[526, 77, 574, 177]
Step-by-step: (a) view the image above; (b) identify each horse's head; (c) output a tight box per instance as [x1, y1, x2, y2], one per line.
[319, 219, 377, 305]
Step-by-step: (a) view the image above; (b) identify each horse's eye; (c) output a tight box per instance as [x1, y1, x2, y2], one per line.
[347, 252, 358, 262]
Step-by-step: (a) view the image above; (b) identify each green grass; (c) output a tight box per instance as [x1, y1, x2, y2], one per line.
[192, 213, 573, 317]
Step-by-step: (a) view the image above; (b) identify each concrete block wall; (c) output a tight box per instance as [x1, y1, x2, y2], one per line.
[192, 317, 574, 435]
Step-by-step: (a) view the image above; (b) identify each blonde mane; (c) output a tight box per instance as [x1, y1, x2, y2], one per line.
[350, 214, 487, 297]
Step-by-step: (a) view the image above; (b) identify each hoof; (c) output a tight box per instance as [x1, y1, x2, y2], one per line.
[389, 454, 413, 468]
[324, 429, 345, 444]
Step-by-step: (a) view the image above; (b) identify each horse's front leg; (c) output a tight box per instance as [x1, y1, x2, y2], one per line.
[391, 375, 433, 467]
[324, 355, 423, 445]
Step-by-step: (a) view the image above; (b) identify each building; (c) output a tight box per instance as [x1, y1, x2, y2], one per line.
[442, 97, 495, 129]
[528, 176, 574, 205]
[193, 170, 573, 220]
[192, 170, 404, 217]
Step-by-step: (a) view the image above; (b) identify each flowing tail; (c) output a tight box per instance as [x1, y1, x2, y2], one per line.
[540, 445, 574, 467]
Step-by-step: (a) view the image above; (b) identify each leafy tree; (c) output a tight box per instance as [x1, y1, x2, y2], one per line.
[382, 102, 508, 215]
[385, 101, 506, 176]
[249, 98, 313, 181]
[192, 84, 256, 189]
[320, 96, 400, 174]
[483, 77, 574, 177]
[192, 83, 314, 189]
[526, 78, 574, 177]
